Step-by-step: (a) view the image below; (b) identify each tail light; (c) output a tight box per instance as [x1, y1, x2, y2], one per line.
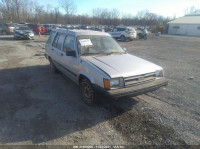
[8, 27, 11, 30]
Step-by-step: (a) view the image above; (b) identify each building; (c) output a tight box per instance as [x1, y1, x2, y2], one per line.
[168, 14, 200, 36]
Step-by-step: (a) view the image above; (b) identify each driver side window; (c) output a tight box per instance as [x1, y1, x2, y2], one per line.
[63, 35, 75, 52]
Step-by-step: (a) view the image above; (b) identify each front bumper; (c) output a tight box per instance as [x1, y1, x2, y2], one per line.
[15, 34, 34, 39]
[94, 78, 168, 98]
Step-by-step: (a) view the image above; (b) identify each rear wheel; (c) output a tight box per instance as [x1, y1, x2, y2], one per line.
[49, 58, 59, 73]
[80, 78, 96, 105]
[120, 35, 125, 42]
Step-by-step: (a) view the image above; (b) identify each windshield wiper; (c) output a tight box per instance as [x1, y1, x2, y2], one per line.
[106, 52, 125, 55]
[81, 53, 101, 56]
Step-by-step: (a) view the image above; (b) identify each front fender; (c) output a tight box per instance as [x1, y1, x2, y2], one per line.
[78, 71, 95, 84]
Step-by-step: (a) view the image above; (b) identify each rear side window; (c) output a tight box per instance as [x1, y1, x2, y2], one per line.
[57, 33, 66, 50]
[47, 31, 56, 45]
[52, 33, 66, 50]
[52, 33, 60, 48]
[63, 35, 75, 52]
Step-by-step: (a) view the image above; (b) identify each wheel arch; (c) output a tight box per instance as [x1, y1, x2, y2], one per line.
[78, 73, 95, 85]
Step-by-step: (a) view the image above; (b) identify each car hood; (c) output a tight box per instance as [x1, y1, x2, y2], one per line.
[82, 53, 162, 78]
[15, 30, 33, 34]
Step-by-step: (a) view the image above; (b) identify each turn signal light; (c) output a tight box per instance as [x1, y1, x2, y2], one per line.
[104, 79, 110, 89]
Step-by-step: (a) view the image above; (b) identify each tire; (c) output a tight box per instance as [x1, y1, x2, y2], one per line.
[80, 78, 96, 105]
[49, 58, 59, 73]
[120, 35, 125, 42]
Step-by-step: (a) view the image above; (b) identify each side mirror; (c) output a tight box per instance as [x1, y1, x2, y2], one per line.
[66, 50, 76, 57]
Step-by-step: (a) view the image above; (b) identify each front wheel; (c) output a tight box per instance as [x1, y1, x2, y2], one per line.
[80, 79, 96, 105]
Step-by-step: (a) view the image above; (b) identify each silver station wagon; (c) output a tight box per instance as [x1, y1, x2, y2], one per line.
[45, 29, 168, 105]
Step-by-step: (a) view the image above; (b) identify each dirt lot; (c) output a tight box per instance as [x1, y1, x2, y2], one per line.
[0, 34, 199, 146]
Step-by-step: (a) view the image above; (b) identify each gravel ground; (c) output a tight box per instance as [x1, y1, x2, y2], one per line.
[0, 34, 199, 146]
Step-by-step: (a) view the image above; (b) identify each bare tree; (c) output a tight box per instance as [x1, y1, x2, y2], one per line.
[0, 0, 172, 28]
[54, 7, 60, 24]
[12, 0, 23, 22]
[59, 0, 76, 24]
[0, 0, 13, 21]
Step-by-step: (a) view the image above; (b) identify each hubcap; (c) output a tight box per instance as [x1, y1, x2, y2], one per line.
[82, 82, 93, 102]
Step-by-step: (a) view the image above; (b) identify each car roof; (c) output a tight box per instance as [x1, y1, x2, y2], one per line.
[52, 29, 111, 37]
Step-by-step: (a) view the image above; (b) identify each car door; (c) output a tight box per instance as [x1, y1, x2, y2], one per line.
[59, 34, 79, 82]
[51, 33, 66, 66]
[110, 28, 119, 38]
[46, 31, 56, 56]
[117, 28, 125, 36]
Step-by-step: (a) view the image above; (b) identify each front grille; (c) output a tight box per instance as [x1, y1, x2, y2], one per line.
[124, 72, 156, 87]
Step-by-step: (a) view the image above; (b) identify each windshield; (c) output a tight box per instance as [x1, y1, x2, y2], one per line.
[77, 35, 125, 55]
[16, 26, 30, 30]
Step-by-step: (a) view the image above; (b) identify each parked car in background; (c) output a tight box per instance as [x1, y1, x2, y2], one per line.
[108, 26, 137, 41]
[14, 25, 34, 40]
[73, 25, 81, 29]
[45, 29, 167, 105]
[43, 24, 56, 34]
[0, 23, 15, 35]
[27, 24, 45, 35]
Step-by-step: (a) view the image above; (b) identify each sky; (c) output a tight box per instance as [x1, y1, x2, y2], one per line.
[39, 0, 200, 18]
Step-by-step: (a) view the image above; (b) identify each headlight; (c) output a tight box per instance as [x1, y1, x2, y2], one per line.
[156, 70, 164, 77]
[110, 78, 119, 86]
[104, 78, 124, 89]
